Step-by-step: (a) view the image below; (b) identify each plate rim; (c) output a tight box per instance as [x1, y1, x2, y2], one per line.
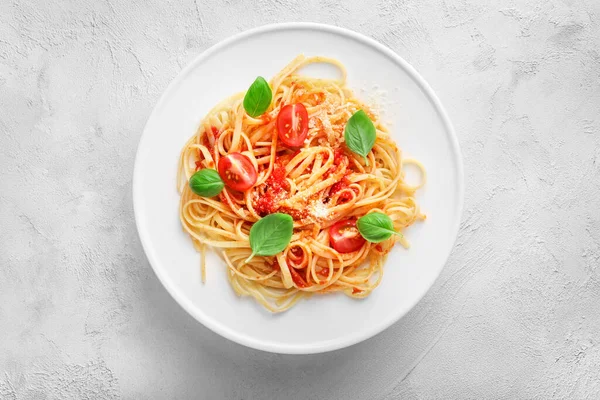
[133, 22, 465, 354]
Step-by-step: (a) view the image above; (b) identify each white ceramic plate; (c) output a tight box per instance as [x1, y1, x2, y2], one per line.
[133, 23, 463, 354]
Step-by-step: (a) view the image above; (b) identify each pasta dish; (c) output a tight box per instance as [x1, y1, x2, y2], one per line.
[177, 55, 425, 312]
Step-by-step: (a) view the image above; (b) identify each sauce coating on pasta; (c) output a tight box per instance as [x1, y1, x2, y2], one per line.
[177, 55, 426, 312]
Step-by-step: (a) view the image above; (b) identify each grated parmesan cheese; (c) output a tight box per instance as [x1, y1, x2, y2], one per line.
[308, 199, 331, 220]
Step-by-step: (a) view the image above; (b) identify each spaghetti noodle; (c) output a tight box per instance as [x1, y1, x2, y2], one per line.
[177, 55, 426, 312]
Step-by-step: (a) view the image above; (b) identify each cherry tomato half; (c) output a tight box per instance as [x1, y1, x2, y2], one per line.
[277, 103, 309, 147]
[217, 152, 257, 192]
[329, 219, 366, 253]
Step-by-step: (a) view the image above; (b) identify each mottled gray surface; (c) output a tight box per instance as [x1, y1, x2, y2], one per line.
[1, 0, 599, 398]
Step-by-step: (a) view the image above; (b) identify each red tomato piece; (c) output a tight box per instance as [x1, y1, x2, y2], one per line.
[329, 219, 366, 253]
[217, 152, 257, 191]
[277, 103, 309, 147]
[288, 265, 309, 288]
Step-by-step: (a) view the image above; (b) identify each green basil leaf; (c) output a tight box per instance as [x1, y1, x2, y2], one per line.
[246, 213, 293, 262]
[243, 76, 272, 118]
[189, 169, 224, 197]
[356, 212, 402, 243]
[344, 109, 376, 166]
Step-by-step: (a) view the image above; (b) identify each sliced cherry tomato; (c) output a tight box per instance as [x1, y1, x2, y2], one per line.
[329, 219, 366, 253]
[277, 103, 309, 147]
[217, 152, 257, 191]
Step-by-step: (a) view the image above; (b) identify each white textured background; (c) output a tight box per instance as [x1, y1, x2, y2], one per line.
[1, 0, 599, 398]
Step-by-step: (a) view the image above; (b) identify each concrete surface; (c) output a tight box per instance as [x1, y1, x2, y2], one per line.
[1, 0, 599, 398]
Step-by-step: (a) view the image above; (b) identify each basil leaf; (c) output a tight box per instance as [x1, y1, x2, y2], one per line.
[344, 109, 376, 166]
[189, 169, 224, 197]
[246, 213, 293, 262]
[356, 212, 402, 243]
[243, 76, 272, 118]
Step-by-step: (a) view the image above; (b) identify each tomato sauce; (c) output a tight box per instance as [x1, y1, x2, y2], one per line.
[288, 265, 309, 288]
[201, 126, 221, 155]
[352, 287, 362, 294]
[330, 176, 356, 203]
[290, 246, 303, 258]
[330, 177, 350, 195]
[253, 158, 290, 216]
[333, 147, 346, 165]
[323, 147, 350, 178]
[286, 246, 305, 267]
[275, 150, 299, 166]
[313, 91, 326, 104]
[340, 192, 353, 203]
[200, 135, 211, 153]
[261, 114, 272, 124]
